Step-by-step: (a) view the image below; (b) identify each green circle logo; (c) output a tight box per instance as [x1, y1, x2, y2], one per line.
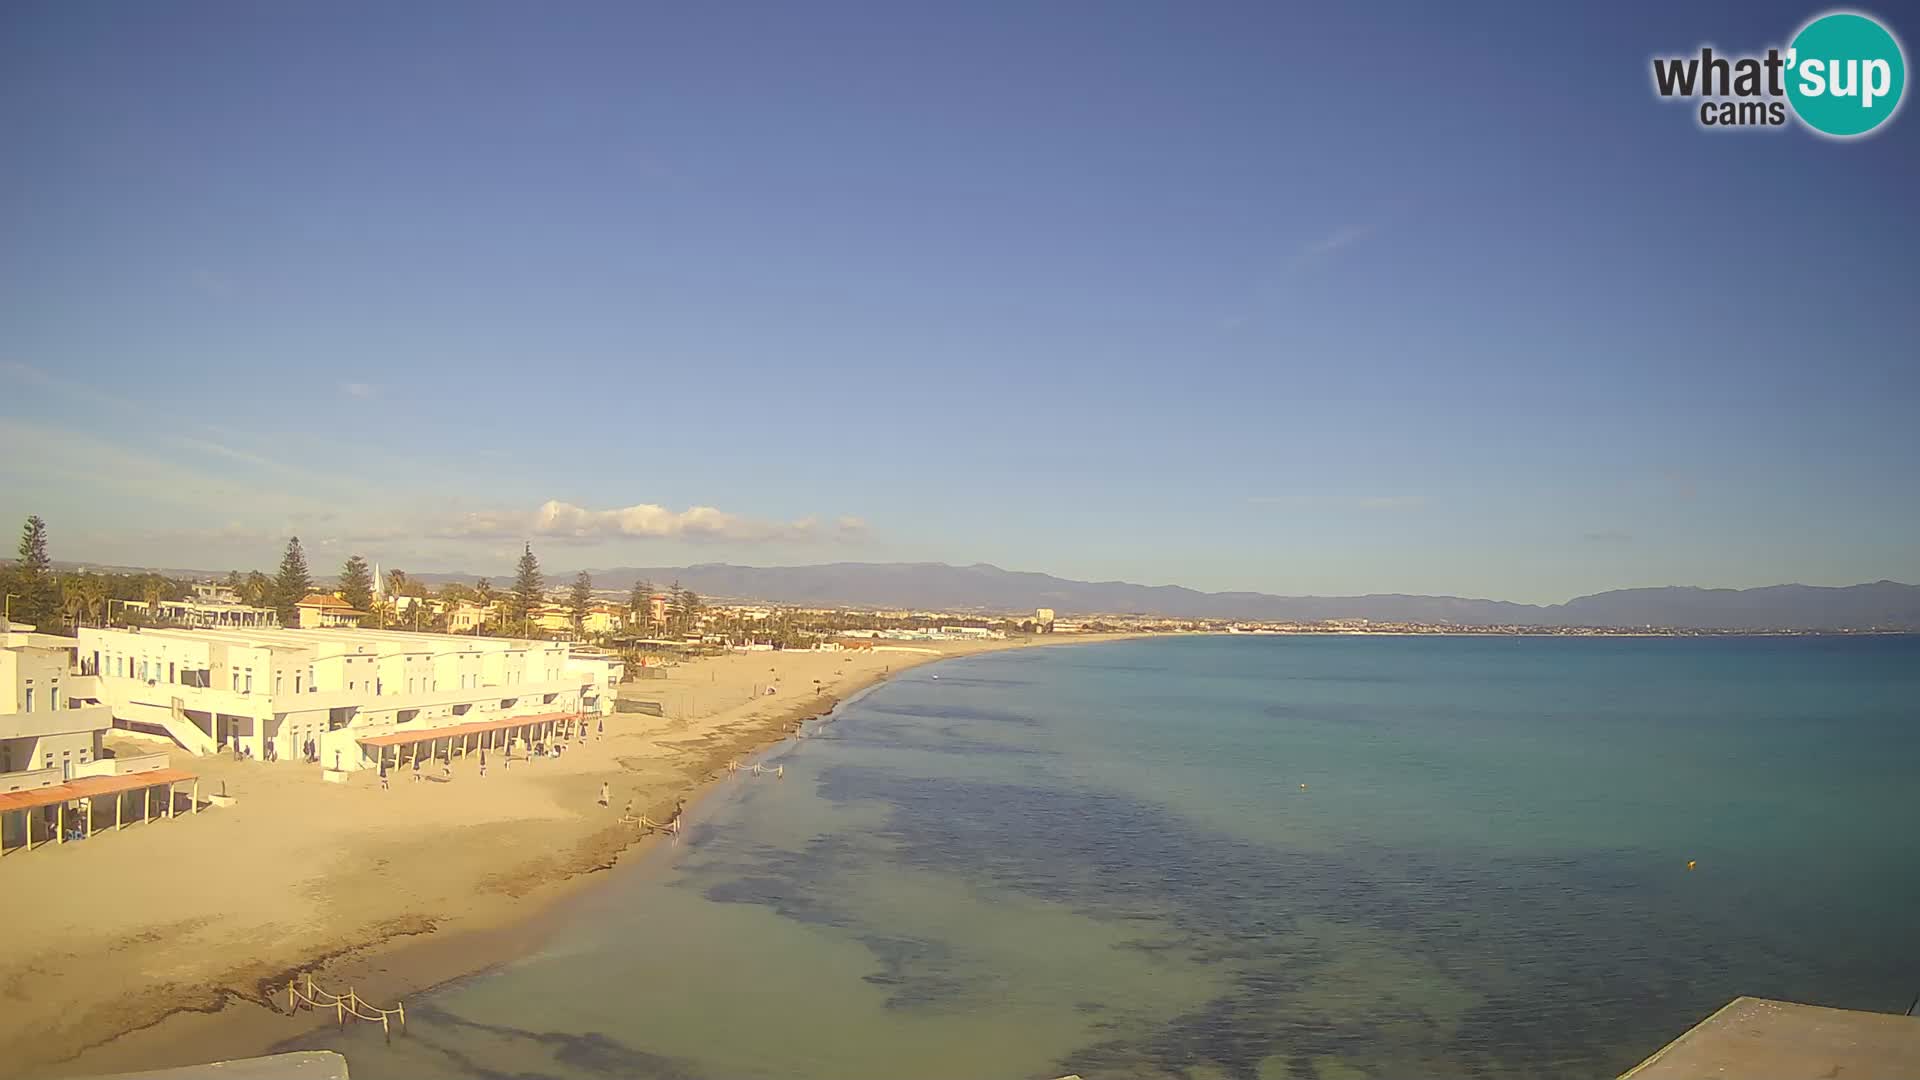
[1786, 11, 1906, 137]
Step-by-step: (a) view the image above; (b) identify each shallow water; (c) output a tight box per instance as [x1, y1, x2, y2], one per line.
[288, 635, 1920, 1079]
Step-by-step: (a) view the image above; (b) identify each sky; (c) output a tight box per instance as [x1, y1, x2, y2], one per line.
[2, 1, 1916, 604]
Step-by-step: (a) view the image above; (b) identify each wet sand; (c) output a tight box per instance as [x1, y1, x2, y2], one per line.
[2, 634, 1145, 1079]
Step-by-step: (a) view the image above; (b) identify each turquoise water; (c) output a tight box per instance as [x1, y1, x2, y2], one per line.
[291, 635, 1920, 1079]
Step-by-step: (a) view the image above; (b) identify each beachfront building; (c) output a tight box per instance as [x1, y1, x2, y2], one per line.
[118, 597, 279, 629]
[75, 625, 623, 772]
[2, 622, 196, 854]
[2, 623, 112, 782]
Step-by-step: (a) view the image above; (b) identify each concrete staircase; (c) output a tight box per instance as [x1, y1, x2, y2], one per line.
[162, 697, 218, 756]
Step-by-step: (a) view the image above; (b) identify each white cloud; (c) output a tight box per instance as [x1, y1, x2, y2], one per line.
[342, 382, 377, 399]
[438, 500, 869, 545]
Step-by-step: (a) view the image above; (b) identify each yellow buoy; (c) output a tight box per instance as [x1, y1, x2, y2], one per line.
[1687, 860, 1697, 871]
[1300, 783, 1308, 791]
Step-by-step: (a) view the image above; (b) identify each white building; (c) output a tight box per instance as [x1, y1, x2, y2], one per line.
[120, 597, 279, 629]
[75, 625, 623, 772]
[2, 623, 114, 783]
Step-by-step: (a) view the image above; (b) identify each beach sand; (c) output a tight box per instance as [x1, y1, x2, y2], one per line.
[1, 634, 1141, 1078]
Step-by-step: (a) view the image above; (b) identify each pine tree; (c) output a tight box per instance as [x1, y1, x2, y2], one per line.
[340, 554, 374, 615]
[10, 515, 56, 626]
[569, 570, 593, 631]
[629, 578, 653, 626]
[273, 537, 312, 627]
[510, 543, 543, 631]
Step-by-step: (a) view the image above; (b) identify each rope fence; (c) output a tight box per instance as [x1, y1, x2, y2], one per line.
[288, 972, 406, 1042]
[620, 812, 683, 834]
[725, 761, 784, 777]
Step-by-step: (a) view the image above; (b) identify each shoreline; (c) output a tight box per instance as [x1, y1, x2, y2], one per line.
[17, 632, 1150, 1079]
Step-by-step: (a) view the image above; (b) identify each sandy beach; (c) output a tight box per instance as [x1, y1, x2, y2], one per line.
[1, 634, 1143, 1079]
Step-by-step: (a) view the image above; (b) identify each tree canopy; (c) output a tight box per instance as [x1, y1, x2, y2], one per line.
[569, 570, 593, 629]
[340, 555, 374, 614]
[273, 537, 312, 626]
[510, 543, 543, 629]
[6, 515, 57, 626]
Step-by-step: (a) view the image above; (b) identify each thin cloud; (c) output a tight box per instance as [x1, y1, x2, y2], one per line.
[1296, 222, 1381, 262]
[342, 382, 378, 399]
[1248, 494, 1430, 511]
[437, 500, 870, 545]
[1582, 530, 1634, 544]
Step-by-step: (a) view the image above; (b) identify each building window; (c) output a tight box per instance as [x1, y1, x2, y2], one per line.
[233, 673, 240, 691]
[50, 688, 60, 710]
[24, 687, 34, 712]
[169, 662, 176, 682]
[245, 674, 253, 694]
[276, 674, 284, 695]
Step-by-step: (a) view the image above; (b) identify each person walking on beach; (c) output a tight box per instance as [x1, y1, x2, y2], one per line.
[597, 718, 605, 739]
[379, 761, 390, 791]
[599, 781, 611, 807]
[479, 749, 488, 778]
[412, 756, 421, 783]
[442, 756, 452, 781]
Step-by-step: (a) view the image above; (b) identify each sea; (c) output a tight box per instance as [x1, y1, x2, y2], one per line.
[286, 634, 1920, 1079]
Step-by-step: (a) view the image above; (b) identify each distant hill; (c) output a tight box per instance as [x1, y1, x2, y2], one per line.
[36, 557, 1919, 630]
[438, 562, 1915, 631]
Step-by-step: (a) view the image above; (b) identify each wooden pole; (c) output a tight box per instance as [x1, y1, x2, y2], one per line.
[115, 790, 122, 831]
[192, 780, 199, 814]
[58, 800, 65, 845]
[167, 781, 175, 819]
[87, 797, 93, 839]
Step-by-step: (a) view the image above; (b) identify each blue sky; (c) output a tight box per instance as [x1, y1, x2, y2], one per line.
[2, 1, 1915, 603]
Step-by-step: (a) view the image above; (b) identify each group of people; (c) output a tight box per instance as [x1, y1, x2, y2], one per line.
[228, 739, 284, 763]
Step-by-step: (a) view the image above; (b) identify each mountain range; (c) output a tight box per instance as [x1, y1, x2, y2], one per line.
[38, 558, 1919, 629]
[465, 563, 1920, 630]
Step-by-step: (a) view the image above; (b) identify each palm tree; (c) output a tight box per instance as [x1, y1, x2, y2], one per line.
[59, 574, 86, 629]
[141, 575, 165, 622]
[80, 575, 108, 626]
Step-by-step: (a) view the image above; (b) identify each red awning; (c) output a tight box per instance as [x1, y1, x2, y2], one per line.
[0, 768, 198, 814]
[356, 711, 582, 748]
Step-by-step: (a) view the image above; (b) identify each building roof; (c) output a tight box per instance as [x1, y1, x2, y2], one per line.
[355, 711, 581, 748]
[0, 768, 198, 814]
[297, 594, 365, 614]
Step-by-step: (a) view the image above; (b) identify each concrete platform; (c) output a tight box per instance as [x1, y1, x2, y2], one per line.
[1621, 997, 1920, 1079]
